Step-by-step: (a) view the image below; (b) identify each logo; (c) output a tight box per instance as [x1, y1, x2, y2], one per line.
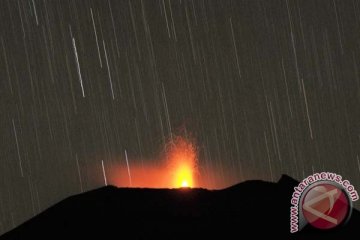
[290, 172, 359, 233]
[302, 183, 350, 230]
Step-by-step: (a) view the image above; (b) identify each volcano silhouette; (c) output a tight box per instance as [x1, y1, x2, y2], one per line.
[0, 175, 359, 239]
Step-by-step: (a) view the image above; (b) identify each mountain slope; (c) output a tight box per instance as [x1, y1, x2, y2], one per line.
[1, 175, 358, 239]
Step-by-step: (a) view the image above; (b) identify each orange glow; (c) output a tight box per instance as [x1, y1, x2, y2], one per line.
[105, 136, 203, 189]
[166, 137, 197, 188]
[175, 166, 192, 188]
[181, 180, 189, 187]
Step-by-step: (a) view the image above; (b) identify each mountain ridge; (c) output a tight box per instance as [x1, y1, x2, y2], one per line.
[1, 174, 358, 239]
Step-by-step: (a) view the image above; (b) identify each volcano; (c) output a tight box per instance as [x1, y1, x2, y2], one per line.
[0, 175, 358, 239]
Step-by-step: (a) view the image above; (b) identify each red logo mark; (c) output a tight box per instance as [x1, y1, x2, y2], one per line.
[302, 183, 350, 230]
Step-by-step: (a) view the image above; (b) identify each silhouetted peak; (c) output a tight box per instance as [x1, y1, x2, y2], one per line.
[277, 174, 299, 187]
[1, 174, 359, 240]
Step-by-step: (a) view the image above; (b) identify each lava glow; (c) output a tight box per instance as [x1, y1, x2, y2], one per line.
[106, 136, 201, 189]
[166, 137, 197, 188]
[181, 180, 189, 187]
[175, 166, 192, 188]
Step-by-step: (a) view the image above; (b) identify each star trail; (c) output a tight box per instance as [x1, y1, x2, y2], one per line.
[1, 0, 360, 235]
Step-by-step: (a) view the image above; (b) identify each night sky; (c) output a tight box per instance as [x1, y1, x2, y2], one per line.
[1, 0, 360, 234]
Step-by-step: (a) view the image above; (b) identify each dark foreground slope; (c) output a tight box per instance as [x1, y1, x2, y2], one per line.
[1, 175, 359, 239]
